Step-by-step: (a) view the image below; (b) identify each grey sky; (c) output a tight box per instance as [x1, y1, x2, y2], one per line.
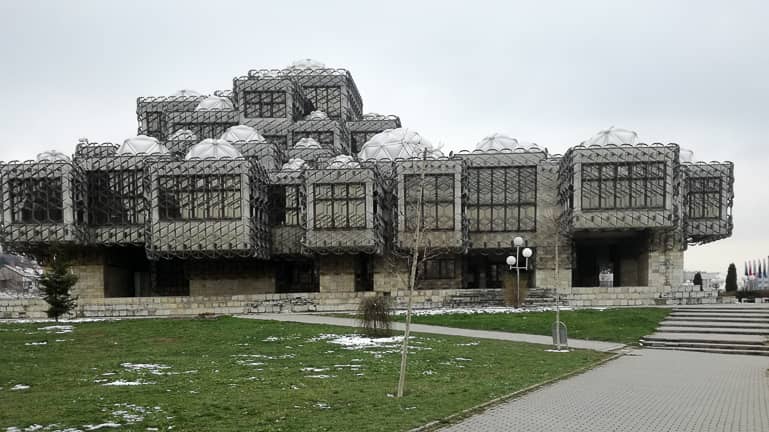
[1, 0, 767, 275]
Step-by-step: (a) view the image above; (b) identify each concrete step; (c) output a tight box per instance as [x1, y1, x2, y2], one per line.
[656, 326, 769, 335]
[641, 345, 769, 357]
[669, 313, 769, 320]
[640, 339, 769, 352]
[660, 320, 769, 329]
[643, 332, 767, 344]
[673, 307, 769, 313]
[666, 315, 769, 323]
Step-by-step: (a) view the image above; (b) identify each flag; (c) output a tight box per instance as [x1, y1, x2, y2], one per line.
[745, 262, 749, 276]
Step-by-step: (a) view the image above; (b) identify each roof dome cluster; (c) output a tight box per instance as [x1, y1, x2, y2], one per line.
[169, 129, 198, 141]
[304, 110, 329, 121]
[583, 127, 637, 146]
[194, 95, 234, 111]
[185, 139, 242, 160]
[36, 150, 70, 162]
[358, 128, 442, 161]
[117, 135, 169, 155]
[288, 58, 326, 69]
[294, 137, 322, 149]
[172, 89, 202, 97]
[475, 133, 519, 152]
[220, 125, 265, 143]
[281, 158, 307, 171]
[327, 154, 360, 169]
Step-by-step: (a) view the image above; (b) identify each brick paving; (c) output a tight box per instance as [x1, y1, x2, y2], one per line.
[440, 349, 769, 432]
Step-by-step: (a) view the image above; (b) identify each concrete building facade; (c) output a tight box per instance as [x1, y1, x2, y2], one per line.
[0, 60, 735, 315]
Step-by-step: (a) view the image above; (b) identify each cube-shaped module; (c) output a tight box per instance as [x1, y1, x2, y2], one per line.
[1, 153, 86, 250]
[77, 150, 171, 245]
[682, 161, 734, 244]
[304, 159, 385, 254]
[395, 158, 467, 251]
[290, 118, 350, 154]
[561, 143, 680, 231]
[457, 147, 548, 251]
[136, 95, 206, 140]
[242, 118, 293, 151]
[249, 67, 363, 121]
[166, 110, 239, 141]
[233, 75, 312, 121]
[145, 158, 270, 259]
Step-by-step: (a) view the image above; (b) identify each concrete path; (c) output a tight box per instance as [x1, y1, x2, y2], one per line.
[237, 313, 624, 352]
[441, 349, 769, 432]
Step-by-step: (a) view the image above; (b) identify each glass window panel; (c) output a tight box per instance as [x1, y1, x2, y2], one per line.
[333, 184, 348, 198]
[632, 164, 646, 177]
[505, 168, 519, 204]
[648, 163, 665, 178]
[583, 164, 600, 180]
[520, 205, 536, 231]
[630, 179, 645, 208]
[467, 206, 478, 231]
[467, 170, 479, 205]
[582, 180, 600, 209]
[491, 205, 505, 231]
[405, 202, 418, 231]
[315, 200, 333, 228]
[423, 204, 437, 229]
[315, 184, 332, 199]
[349, 199, 366, 228]
[616, 179, 631, 208]
[505, 205, 520, 231]
[437, 202, 454, 230]
[617, 164, 630, 178]
[404, 176, 421, 201]
[520, 173, 536, 203]
[477, 170, 493, 204]
[422, 176, 436, 200]
[491, 169, 505, 203]
[478, 206, 492, 231]
[601, 165, 615, 179]
[333, 200, 348, 227]
[348, 183, 365, 198]
[647, 179, 664, 208]
[600, 180, 616, 208]
[436, 175, 454, 201]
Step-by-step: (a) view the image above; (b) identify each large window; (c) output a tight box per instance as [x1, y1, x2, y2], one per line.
[420, 258, 455, 280]
[687, 177, 721, 219]
[87, 171, 144, 225]
[466, 167, 537, 232]
[243, 91, 287, 118]
[269, 185, 301, 226]
[404, 174, 455, 231]
[303, 86, 342, 118]
[158, 174, 241, 221]
[313, 183, 366, 229]
[9, 178, 63, 223]
[145, 111, 164, 139]
[173, 122, 238, 140]
[581, 162, 666, 210]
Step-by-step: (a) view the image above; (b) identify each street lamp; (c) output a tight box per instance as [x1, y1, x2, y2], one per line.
[507, 236, 532, 308]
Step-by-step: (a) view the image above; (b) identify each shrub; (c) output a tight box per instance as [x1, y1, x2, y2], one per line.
[39, 256, 79, 321]
[358, 295, 393, 337]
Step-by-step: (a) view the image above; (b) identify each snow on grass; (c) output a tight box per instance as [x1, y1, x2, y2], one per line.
[38, 325, 73, 334]
[120, 363, 170, 375]
[456, 341, 480, 346]
[102, 380, 155, 386]
[394, 306, 576, 316]
[304, 374, 335, 379]
[11, 384, 30, 390]
[83, 423, 121, 430]
[314, 402, 331, 410]
[24, 341, 47, 346]
[545, 349, 571, 353]
[300, 367, 327, 372]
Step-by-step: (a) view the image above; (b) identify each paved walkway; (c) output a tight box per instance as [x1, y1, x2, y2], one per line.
[441, 349, 769, 432]
[237, 313, 624, 352]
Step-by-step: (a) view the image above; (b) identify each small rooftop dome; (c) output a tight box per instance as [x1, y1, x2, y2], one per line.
[169, 129, 198, 141]
[172, 89, 202, 97]
[475, 133, 519, 152]
[294, 137, 322, 149]
[288, 58, 326, 69]
[36, 150, 70, 162]
[304, 110, 329, 121]
[584, 126, 638, 146]
[680, 148, 696, 163]
[281, 158, 307, 171]
[327, 155, 361, 169]
[358, 128, 442, 160]
[220, 125, 266, 143]
[117, 135, 170, 155]
[194, 95, 234, 111]
[185, 139, 242, 160]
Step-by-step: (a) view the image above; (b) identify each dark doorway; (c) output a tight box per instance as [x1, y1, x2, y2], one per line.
[572, 232, 648, 287]
[275, 259, 319, 293]
[354, 254, 374, 292]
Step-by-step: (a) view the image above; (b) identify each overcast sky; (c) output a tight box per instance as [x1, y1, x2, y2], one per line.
[1, 0, 766, 275]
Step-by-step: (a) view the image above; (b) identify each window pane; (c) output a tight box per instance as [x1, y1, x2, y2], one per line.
[315, 200, 333, 228]
[478, 206, 492, 231]
[505, 168, 519, 204]
[520, 205, 536, 230]
[600, 180, 615, 209]
[491, 205, 505, 231]
[437, 202, 454, 230]
[348, 183, 365, 198]
[583, 180, 600, 209]
[333, 200, 348, 227]
[505, 205, 520, 231]
[477, 170, 493, 204]
[616, 179, 631, 208]
[349, 199, 366, 228]
[436, 175, 454, 201]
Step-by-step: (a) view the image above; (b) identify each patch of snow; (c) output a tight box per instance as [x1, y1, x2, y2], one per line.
[120, 363, 171, 375]
[454, 357, 472, 361]
[395, 306, 575, 316]
[456, 341, 480, 346]
[545, 349, 571, 353]
[300, 367, 327, 372]
[314, 402, 331, 410]
[83, 423, 121, 430]
[422, 370, 435, 375]
[25, 341, 47, 346]
[38, 325, 73, 334]
[304, 374, 335, 379]
[11, 384, 30, 390]
[262, 336, 280, 342]
[102, 380, 154, 386]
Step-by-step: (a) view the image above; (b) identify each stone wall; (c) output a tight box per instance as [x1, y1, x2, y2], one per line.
[71, 264, 105, 299]
[566, 286, 664, 307]
[319, 256, 357, 293]
[189, 275, 275, 297]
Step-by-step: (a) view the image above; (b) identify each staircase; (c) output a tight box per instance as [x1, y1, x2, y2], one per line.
[640, 305, 769, 356]
[525, 288, 568, 308]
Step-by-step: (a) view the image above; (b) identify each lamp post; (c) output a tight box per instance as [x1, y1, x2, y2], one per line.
[506, 236, 532, 308]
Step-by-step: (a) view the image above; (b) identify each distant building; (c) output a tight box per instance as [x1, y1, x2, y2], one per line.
[0, 60, 735, 311]
[0, 261, 41, 298]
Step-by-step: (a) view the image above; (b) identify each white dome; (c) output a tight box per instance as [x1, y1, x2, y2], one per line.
[169, 129, 198, 141]
[475, 133, 519, 151]
[185, 139, 242, 160]
[584, 127, 638, 146]
[220, 125, 266, 143]
[327, 155, 360, 169]
[294, 137, 322, 149]
[304, 110, 329, 120]
[117, 135, 169, 155]
[172, 89, 202, 97]
[36, 150, 70, 162]
[358, 128, 442, 160]
[281, 158, 307, 171]
[288, 58, 326, 69]
[680, 148, 696, 163]
[194, 95, 234, 111]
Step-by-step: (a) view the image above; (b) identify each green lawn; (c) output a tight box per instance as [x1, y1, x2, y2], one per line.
[0, 317, 608, 431]
[394, 307, 670, 345]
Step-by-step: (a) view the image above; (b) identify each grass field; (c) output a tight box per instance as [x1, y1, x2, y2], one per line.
[394, 307, 670, 345]
[0, 317, 608, 431]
